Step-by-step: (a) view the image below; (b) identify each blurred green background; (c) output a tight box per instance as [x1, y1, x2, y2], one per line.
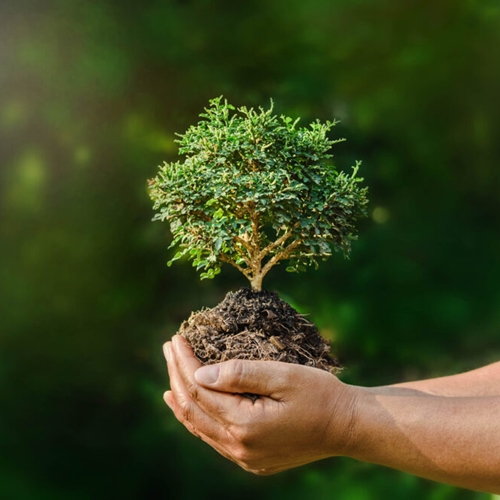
[1, 1, 499, 498]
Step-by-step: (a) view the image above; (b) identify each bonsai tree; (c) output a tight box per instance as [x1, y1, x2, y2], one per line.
[149, 97, 368, 291]
[149, 97, 368, 372]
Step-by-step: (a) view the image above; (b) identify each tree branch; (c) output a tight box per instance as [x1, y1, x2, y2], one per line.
[260, 238, 303, 279]
[219, 254, 252, 279]
[230, 236, 256, 272]
[232, 235, 253, 255]
[259, 222, 299, 260]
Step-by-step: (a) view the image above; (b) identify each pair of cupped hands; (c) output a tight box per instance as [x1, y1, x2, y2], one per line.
[163, 334, 358, 475]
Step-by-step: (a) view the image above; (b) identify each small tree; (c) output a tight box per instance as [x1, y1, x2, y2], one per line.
[149, 97, 368, 291]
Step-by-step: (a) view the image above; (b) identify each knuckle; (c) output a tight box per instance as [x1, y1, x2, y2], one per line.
[225, 359, 247, 389]
[267, 361, 295, 390]
[178, 405, 202, 438]
[184, 376, 199, 400]
[177, 394, 194, 422]
[277, 365, 295, 387]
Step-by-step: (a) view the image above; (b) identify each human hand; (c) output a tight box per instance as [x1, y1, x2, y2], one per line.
[163, 335, 359, 475]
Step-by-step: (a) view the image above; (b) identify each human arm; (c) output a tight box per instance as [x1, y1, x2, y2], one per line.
[365, 361, 500, 398]
[350, 388, 500, 493]
[388, 361, 500, 396]
[164, 335, 500, 493]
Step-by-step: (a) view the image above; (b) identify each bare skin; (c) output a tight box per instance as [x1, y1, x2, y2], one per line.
[163, 335, 500, 493]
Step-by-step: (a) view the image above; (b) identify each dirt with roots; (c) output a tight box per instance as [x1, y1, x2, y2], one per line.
[178, 287, 341, 374]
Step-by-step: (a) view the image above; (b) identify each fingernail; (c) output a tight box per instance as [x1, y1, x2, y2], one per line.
[195, 365, 220, 385]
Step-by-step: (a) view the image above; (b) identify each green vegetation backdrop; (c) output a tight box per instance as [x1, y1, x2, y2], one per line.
[1, 1, 499, 499]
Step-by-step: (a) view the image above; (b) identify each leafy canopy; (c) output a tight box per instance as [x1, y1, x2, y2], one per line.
[149, 97, 368, 290]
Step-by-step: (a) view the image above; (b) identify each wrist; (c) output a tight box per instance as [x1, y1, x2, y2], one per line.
[324, 381, 364, 458]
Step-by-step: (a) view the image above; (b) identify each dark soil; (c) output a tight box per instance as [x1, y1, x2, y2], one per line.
[178, 287, 341, 374]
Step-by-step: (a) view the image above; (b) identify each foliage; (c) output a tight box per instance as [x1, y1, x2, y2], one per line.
[150, 97, 368, 290]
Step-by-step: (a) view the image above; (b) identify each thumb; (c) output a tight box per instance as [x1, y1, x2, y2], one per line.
[194, 359, 294, 398]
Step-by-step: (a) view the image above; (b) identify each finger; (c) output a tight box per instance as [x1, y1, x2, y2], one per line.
[164, 390, 174, 411]
[171, 335, 251, 417]
[164, 386, 241, 467]
[194, 357, 299, 400]
[166, 337, 204, 418]
[170, 335, 203, 384]
[163, 341, 172, 366]
[167, 337, 239, 444]
[163, 390, 200, 438]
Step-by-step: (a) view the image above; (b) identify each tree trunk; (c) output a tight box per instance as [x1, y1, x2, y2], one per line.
[250, 274, 263, 291]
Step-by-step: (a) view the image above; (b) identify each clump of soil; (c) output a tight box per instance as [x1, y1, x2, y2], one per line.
[178, 287, 341, 374]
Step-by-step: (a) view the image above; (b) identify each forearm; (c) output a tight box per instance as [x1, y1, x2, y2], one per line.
[345, 388, 500, 493]
[390, 361, 500, 397]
